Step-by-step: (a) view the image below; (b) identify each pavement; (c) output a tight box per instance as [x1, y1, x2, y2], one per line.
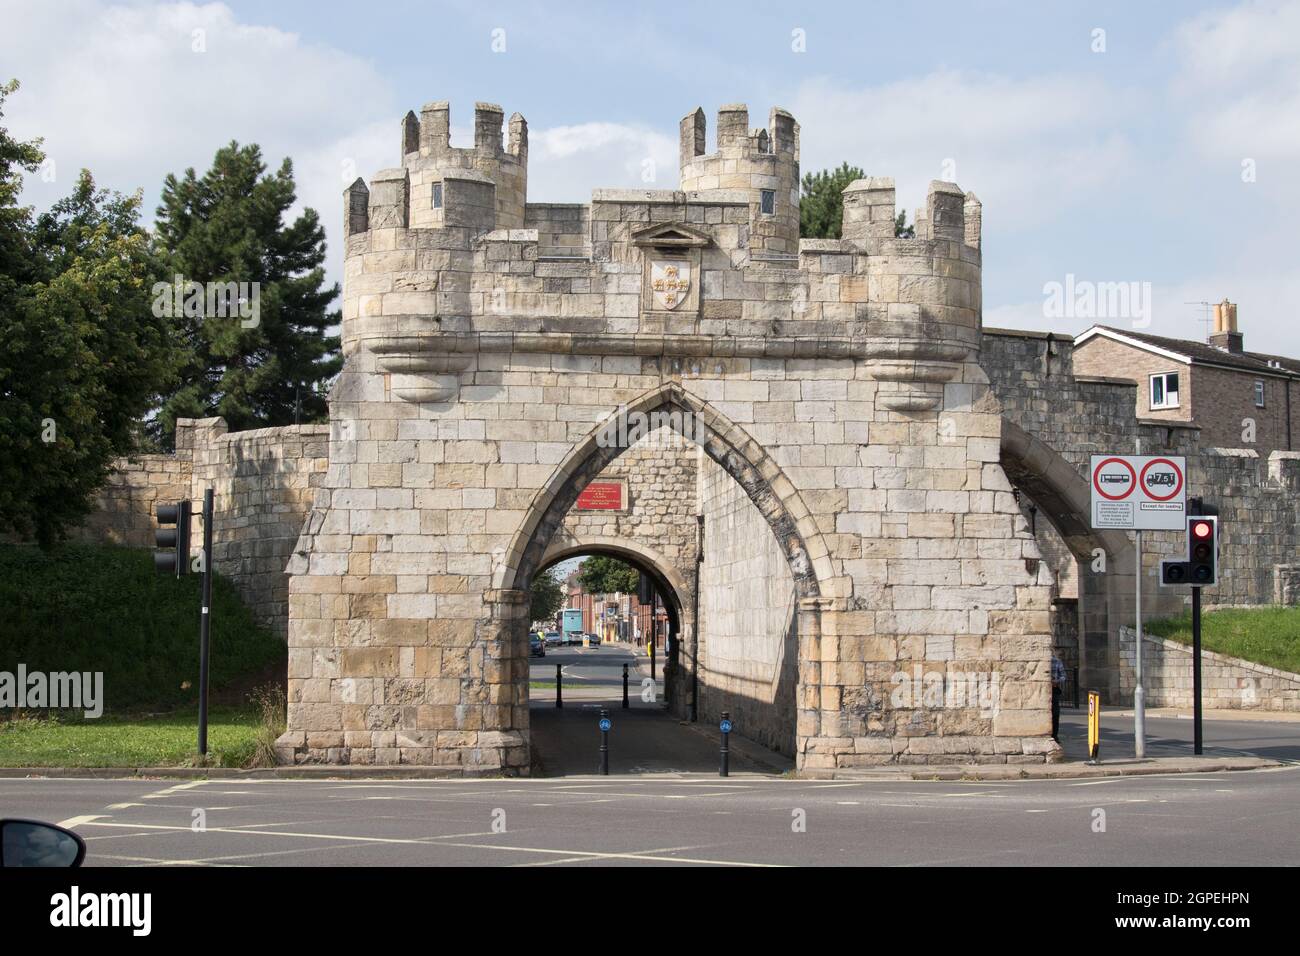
[2, 767, 1298, 866]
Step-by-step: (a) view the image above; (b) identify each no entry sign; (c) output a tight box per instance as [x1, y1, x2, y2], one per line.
[1090, 455, 1187, 530]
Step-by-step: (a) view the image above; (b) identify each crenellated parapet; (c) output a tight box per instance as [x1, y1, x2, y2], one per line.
[679, 104, 800, 256]
[339, 100, 987, 415]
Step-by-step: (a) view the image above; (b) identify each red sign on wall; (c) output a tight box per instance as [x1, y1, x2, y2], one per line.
[575, 480, 626, 511]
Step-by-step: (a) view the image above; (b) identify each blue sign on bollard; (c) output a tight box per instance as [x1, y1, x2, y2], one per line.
[599, 717, 612, 732]
[720, 719, 732, 734]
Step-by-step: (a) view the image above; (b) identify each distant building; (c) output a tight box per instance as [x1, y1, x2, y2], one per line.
[1073, 300, 1300, 457]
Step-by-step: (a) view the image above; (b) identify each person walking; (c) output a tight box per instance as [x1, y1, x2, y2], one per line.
[1051, 653, 1067, 741]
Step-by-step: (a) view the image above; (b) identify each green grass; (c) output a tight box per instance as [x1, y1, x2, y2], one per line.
[0, 542, 286, 713]
[0, 706, 262, 768]
[1145, 606, 1300, 674]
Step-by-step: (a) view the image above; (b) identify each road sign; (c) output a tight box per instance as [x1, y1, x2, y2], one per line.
[1089, 455, 1186, 530]
[720, 719, 733, 734]
[598, 717, 611, 732]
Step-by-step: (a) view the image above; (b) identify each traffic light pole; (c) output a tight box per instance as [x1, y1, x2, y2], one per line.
[1134, 529, 1145, 760]
[198, 488, 213, 757]
[1192, 585, 1203, 755]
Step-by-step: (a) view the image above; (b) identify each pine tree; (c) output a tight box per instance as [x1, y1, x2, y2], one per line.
[152, 142, 341, 446]
[799, 162, 865, 239]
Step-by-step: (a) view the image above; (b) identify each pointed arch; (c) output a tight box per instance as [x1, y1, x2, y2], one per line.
[496, 382, 833, 598]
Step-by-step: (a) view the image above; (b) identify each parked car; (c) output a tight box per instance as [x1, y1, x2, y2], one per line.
[585, 632, 601, 648]
[544, 631, 562, 648]
[529, 634, 545, 657]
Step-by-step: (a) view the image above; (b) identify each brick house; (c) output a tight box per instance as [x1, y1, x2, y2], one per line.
[1073, 300, 1300, 457]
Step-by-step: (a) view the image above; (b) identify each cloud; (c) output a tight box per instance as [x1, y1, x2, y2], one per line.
[1172, 0, 1300, 162]
[786, 70, 1141, 232]
[3, 0, 394, 276]
[528, 122, 679, 199]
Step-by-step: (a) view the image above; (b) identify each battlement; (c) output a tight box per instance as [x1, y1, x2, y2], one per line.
[842, 178, 982, 249]
[679, 104, 800, 255]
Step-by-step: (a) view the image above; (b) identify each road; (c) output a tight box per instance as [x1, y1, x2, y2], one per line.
[1, 768, 1298, 866]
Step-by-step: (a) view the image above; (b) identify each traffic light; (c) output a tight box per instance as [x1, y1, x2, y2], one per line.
[1187, 515, 1218, 586]
[1160, 558, 1189, 586]
[154, 500, 191, 577]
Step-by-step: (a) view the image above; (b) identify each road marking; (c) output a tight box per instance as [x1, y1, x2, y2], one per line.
[105, 802, 144, 810]
[142, 780, 207, 799]
[836, 801, 861, 806]
[440, 840, 782, 867]
[57, 814, 106, 828]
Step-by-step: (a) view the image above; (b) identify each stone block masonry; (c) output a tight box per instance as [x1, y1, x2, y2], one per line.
[1119, 626, 1300, 712]
[280, 97, 1062, 774]
[75, 417, 328, 636]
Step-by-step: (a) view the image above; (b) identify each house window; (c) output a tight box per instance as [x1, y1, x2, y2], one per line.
[1255, 380, 1266, 407]
[759, 189, 775, 215]
[1150, 371, 1180, 409]
[432, 183, 443, 209]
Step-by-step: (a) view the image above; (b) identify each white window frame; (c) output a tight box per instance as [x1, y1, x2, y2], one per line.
[1254, 379, 1266, 407]
[759, 189, 776, 216]
[1150, 371, 1180, 410]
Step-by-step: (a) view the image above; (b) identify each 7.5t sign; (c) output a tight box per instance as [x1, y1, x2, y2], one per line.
[1090, 455, 1187, 530]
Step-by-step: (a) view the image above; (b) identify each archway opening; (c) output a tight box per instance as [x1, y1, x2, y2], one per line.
[503, 385, 827, 774]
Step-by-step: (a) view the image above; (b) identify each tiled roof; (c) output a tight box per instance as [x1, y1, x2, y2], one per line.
[1084, 326, 1300, 377]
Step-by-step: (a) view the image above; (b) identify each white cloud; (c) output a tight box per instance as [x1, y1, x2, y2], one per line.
[3, 0, 395, 284]
[528, 122, 679, 199]
[786, 71, 1141, 232]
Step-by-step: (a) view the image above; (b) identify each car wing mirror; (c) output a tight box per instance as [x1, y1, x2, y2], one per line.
[0, 819, 87, 867]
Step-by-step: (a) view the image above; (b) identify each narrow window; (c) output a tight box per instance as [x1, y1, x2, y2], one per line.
[432, 183, 443, 209]
[1150, 371, 1179, 409]
[760, 189, 775, 215]
[1255, 380, 1266, 407]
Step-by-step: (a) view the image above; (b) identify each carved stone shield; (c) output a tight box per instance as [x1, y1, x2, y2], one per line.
[650, 259, 691, 311]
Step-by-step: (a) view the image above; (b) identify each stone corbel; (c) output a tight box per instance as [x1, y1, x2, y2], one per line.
[370, 339, 472, 403]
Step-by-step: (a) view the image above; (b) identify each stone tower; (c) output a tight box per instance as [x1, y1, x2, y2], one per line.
[678, 104, 800, 255]
[280, 98, 1057, 775]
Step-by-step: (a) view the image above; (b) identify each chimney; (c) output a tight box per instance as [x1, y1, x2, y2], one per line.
[1209, 298, 1243, 354]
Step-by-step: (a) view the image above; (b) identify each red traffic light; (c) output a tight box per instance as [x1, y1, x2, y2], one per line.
[1192, 520, 1213, 539]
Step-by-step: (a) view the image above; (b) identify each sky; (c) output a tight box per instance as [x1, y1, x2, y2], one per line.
[4, 0, 1299, 356]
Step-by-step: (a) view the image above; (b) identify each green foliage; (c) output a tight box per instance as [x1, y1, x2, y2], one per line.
[577, 555, 639, 595]
[152, 142, 342, 446]
[0, 707, 264, 768]
[799, 162, 914, 239]
[0, 542, 286, 714]
[0, 80, 176, 546]
[1145, 606, 1300, 675]
[530, 567, 565, 623]
[799, 162, 864, 239]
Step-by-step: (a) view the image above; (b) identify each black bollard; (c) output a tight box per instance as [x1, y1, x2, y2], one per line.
[622, 662, 629, 709]
[555, 663, 563, 709]
[719, 711, 732, 777]
[650, 639, 656, 682]
[599, 708, 610, 775]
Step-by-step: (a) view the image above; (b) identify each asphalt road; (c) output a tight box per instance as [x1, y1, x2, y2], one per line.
[2, 768, 1298, 866]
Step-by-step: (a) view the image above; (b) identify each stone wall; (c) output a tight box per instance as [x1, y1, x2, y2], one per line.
[1118, 625, 1300, 712]
[554, 427, 697, 597]
[697, 452, 799, 756]
[74, 417, 328, 636]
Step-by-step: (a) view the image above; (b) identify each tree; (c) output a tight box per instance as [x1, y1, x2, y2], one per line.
[799, 162, 864, 239]
[529, 568, 565, 624]
[152, 142, 342, 447]
[799, 162, 914, 239]
[577, 555, 639, 595]
[0, 80, 175, 547]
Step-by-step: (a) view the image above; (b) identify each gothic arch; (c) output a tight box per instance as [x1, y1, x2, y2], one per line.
[496, 381, 834, 599]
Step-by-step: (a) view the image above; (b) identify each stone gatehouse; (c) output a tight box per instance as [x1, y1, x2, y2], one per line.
[273, 99, 1060, 774]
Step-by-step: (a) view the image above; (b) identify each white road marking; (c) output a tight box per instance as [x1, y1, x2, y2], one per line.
[56, 814, 106, 828]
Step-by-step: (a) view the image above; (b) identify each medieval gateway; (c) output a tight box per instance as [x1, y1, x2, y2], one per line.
[268, 99, 1063, 774]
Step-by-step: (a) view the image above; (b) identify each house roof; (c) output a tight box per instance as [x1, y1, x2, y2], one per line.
[1074, 326, 1300, 378]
